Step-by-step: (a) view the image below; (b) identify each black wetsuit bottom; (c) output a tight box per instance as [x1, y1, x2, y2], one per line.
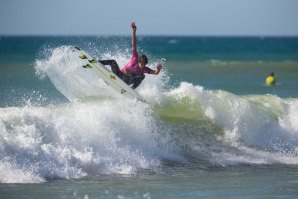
[98, 60, 145, 89]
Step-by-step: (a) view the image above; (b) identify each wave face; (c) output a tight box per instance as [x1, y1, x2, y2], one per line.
[1, 46, 298, 183]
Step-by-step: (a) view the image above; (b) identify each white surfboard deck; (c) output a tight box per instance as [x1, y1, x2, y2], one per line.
[75, 47, 147, 103]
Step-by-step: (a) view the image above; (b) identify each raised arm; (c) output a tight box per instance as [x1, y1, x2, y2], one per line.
[131, 22, 137, 52]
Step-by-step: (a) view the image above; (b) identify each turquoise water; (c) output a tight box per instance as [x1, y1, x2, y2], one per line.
[0, 36, 298, 198]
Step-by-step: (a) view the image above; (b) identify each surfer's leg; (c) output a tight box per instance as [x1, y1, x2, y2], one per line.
[122, 75, 132, 85]
[98, 60, 113, 65]
[98, 60, 123, 78]
[131, 74, 145, 89]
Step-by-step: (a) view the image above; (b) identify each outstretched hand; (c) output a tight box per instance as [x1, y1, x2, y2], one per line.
[152, 63, 163, 75]
[157, 63, 163, 71]
[131, 22, 137, 32]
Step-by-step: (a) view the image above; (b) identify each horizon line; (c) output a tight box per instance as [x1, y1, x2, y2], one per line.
[1, 34, 298, 38]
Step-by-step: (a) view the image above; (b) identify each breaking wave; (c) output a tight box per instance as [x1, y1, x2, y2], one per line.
[1, 46, 298, 183]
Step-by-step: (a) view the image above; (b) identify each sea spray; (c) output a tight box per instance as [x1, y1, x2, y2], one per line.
[34, 46, 170, 102]
[35, 46, 113, 101]
[33, 46, 298, 168]
[0, 100, 179, 183]
[2, 44, 298, 184]
[149, 82, 298, 165]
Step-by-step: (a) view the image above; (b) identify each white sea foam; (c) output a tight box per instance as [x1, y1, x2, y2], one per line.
[34, 46, 298, 166]
[1, 46, 298, 183]
[159, 82, 298, 165]
[0, 101, 178, 183]
[34, 46, 169, 102]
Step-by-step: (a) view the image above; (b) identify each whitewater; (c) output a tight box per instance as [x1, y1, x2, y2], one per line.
[0, 46, 298, 184]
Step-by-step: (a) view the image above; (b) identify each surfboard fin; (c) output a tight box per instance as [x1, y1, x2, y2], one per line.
[82, 64, 92, 69]
[89, 59, 97, 64]
[79, 54, 87, 59]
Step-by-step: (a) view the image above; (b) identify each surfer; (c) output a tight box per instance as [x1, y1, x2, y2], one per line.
[99, 22, 163, 89]
[265, 72, 276, 86]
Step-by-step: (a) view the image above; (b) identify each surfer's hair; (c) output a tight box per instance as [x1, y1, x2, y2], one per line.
[139, 54, 148, 65]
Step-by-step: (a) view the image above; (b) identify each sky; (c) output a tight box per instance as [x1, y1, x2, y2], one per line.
[1, 0, 298, 36]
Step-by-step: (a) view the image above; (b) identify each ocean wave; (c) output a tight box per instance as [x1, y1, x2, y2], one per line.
[151, 82, 298, 165]
[1, 46, 298, 183]
[0, 101, 179, 183]
[1, 83, 298, 183]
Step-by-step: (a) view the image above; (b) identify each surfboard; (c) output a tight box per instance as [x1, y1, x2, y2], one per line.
[75, 47, 147, 103]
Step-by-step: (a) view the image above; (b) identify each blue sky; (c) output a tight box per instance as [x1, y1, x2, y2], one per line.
[1, 0, 298, 36]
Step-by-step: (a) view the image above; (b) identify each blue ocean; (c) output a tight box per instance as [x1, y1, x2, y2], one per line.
[1, 36, 298, 198]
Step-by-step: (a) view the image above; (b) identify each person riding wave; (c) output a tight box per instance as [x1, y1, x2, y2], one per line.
[99, 22, 163, 89]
